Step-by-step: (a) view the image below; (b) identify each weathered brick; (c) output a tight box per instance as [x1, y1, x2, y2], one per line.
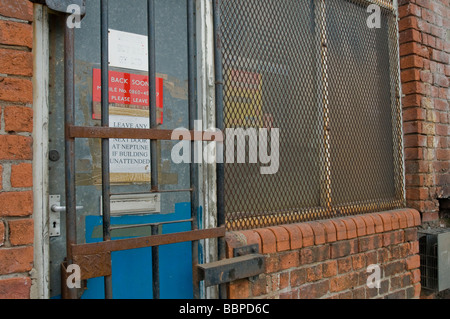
[330, 239, 358, 259]
[414, 283, 421, 298]
[391, 273, 412, 290]
[352, 287, 366, 299]
[0, 246, 33, 275]
[228, 279, 250, 299]
[4, 106, 33, 133]
[0, 77, 33, 103]
[305, 264, 323, 282]
[307, 221, 326, 245]
[298, 280, 329, 299]
[0, 277, 31, 299]
[10, 163, 33, 188]
[409, 241, 420, 255]
[383, 230, 405, 247]
[404, 228, 418, 242]
[268, 226, 290, 252]
[280, 224, 302, 249]
[0, 135, 32, 161]
[0, 0, 34, 21]
[0, 20, 33, 50]
[406, 255, 420, 270]
[290, 268, 306, 288]
[322, 260, 338, 278]
[8, 219, 34, 246]
[329, 273, 358, 293]
[254, 228, 276, 254]
[385, 289, 406, 299]
[411, 268, 421, 284]
[239, 230, 263, 253]
[0, 191, 33, 217]
[337, 257, 352, 274]
[341, 218, 357, 239]
[300, 245, 330, 265]
[295, 223, 314, 247]
[279, 251, 300, 270]
[318, 220, 337, 243]
[352, 254, 367, 270]
[359, 234, 383, 252]
[265, 254, 280, 274]
[369, 213, 384, 233]
[384, 260, 406, 277]
[330, 219, 348, 241]
[0, 48, 33, 78]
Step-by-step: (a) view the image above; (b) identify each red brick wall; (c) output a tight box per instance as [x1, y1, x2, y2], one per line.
[0, 0, 34, 299]
[225, 209, 422, 299]
[399, 0, 450, 224]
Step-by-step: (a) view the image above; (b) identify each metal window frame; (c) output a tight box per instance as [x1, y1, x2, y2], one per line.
[213, 0, 406, 231]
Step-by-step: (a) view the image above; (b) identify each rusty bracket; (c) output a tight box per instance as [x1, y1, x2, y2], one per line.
[233, 243, 259, 257]
[197, 253, 265, 287]
[29, 0, 86, 16]
[197, 244, 264, 287]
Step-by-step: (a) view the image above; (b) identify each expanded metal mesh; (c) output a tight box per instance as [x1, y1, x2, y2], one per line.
[419, 233, 439, 291]
[218, 0, 405, 231]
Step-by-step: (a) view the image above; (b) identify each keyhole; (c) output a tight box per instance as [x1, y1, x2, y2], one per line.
[53, 221, 57, 228]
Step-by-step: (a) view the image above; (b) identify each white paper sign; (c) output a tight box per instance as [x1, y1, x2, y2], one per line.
[109, 29, 148, 71]
[109, 115, 151, 174]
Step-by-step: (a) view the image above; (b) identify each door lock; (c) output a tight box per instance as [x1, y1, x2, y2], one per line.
[49, 150, 60, 162]
[49, 195, 83, 237]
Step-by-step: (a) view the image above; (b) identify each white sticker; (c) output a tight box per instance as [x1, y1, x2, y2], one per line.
[109, 29, 148, 71]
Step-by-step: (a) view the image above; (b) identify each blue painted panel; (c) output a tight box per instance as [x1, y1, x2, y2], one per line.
[81, 202, 193, 299]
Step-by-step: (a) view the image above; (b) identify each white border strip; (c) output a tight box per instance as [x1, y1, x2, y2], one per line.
[31, 4, 50, 299]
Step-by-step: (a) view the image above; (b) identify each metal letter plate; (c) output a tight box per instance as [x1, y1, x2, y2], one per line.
[101, 193, 161, 216]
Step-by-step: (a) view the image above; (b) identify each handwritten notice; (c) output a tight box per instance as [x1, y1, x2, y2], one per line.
[108, 29, 148, 71]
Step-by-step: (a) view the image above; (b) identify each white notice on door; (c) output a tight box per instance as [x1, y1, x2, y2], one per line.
[109, 29, 148, 71]
[109, 115, 151, 174]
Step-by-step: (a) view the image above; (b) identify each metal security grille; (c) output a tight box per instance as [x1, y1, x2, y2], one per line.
[217, 0, 405, 231]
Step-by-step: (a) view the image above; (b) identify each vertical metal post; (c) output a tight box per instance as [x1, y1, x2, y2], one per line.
[64, 16, 77, 300]
[100, 0, 113, 299]
[148, 0, 160, 300]
[148, 0, 158, 192]
[151, 225, 160, 299]
[212, 0, 227, 299]
[317, 0, 332, 214]
[187, 0, 200, 299]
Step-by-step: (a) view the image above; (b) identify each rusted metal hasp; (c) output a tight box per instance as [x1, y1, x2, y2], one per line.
[68, 126, 223, 141]
[71, 227, 226, 257]
[197, 254, 265, 287]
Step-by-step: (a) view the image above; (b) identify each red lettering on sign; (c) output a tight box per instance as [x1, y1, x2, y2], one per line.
[92, 68, 163, 123]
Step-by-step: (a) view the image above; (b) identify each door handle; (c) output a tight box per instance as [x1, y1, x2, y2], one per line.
[51, 205, 84, 213]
